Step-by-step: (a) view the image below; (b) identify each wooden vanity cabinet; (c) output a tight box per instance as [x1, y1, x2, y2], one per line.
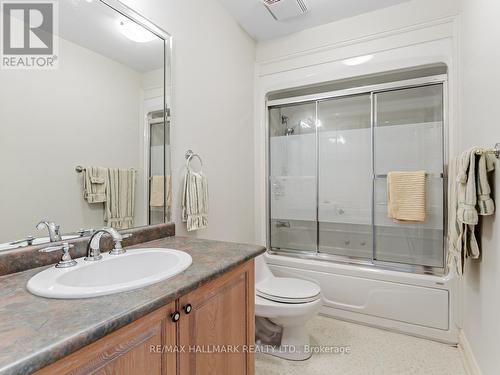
[178, 260, 255, 375]
[35, 260, 255, 375]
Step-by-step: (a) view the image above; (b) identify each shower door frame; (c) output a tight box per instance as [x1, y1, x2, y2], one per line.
[265, 74, 449, 276]
[146, 109, 172, 225]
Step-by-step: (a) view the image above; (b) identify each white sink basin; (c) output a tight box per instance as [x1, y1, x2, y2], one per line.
[27, 248, 192, 299]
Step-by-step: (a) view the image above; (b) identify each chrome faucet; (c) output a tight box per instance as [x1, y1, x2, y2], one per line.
[36, 220, 62, 242]
[85, 228, 131, 261]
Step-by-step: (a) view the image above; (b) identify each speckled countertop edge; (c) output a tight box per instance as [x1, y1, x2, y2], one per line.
[0, 236, 265, 375]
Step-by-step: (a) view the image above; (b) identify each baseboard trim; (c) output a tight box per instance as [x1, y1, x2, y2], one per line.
[458, 330, 482, 375]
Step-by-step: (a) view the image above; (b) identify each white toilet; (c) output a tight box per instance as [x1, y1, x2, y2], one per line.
[255, 255, 322, 361]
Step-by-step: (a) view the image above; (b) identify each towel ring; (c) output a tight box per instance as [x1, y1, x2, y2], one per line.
[185, 150, 203, 172]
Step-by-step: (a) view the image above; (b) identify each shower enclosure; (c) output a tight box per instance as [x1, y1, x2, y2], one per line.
[148, 109, 171, 225]
[267, 76, 446, 275]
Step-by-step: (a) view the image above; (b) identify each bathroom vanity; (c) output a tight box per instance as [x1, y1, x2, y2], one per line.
[0, 225, 265, 375]
[35, 261, 254, 375]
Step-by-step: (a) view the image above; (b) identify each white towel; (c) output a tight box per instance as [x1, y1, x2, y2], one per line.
[104, 168, 136, 230]
[83, 166, 107, 203]
[448, 148, 495, 275]
[181, 169, 208, 231]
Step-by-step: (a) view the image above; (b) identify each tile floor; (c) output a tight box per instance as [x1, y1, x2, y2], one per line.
[256, 316, 467, 375]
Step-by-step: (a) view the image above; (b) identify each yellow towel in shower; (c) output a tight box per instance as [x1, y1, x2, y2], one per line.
[150, 175, 172, 207]
[387, 171, 426, 223]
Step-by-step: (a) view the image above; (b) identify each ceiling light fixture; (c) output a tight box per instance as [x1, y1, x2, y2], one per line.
[343, 55, 374, 66]
[118, 20, 156, 43]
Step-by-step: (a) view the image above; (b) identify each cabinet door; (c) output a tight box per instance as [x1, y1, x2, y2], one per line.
[178, 260, 255, 375]
[35, 301, 177, 375]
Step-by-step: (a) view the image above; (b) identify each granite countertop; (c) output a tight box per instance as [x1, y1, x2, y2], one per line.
[0, 236, 265, 375]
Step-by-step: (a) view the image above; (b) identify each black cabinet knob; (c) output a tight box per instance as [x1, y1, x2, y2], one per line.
[171, 311, 180, 322]
[183, 304, 192, 314]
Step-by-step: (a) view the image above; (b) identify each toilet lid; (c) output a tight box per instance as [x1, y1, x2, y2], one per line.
[256, 278, 321, 304]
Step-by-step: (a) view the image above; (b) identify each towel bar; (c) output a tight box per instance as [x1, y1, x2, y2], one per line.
[476, 143, 500, 159]
[75, 166, 136, 173]
[375, 173, 444, 179]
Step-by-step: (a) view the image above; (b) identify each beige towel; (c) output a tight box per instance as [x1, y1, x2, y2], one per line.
[150, 175, 164, 207]
[149, 175, 172, 208]
[104, 168, 136, 230]
[448, 148, 496, 275]
[182, 170, 208, 231]
[448, 158, 464, 275]
[387, 171, 426, 223]
[83, 166, 107, 203]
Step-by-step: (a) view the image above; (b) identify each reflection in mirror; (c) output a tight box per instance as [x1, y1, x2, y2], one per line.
[0, 0, 172, 250]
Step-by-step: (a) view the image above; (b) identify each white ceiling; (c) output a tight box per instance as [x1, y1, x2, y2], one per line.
[217, 0, 412, 41]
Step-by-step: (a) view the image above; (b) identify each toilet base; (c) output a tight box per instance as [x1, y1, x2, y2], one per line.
[257, 324, 312, 361]
[258, 345, 312, 361]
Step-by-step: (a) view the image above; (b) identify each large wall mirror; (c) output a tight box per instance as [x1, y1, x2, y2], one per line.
[0, 0, 172, 250]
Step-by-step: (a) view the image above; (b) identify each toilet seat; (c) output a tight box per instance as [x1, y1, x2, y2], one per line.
[256, 277, 321, 304]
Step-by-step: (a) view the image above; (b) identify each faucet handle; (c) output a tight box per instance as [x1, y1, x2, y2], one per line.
[109, 233, 130, 256]
[40, 243, 77, 268]
[77, 228, 94, 237]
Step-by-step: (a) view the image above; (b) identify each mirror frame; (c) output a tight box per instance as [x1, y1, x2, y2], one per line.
[102, 0, 173, 226]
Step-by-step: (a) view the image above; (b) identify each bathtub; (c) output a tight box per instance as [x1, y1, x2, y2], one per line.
[264, 252, 459, 344]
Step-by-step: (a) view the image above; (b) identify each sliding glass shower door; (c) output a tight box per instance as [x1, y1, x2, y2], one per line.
[318, 94, 372, 259]
[148, 111, 166, 225]
[268, 79, 446, 271]
[269, 103, 317, 253]
[373, 85, 444, 267]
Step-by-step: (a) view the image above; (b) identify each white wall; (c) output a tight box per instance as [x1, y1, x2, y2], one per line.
[459, 0, 500, 374]
[121, 0, 257, 243]
[257, 0, 458, 63]
[0, 37, 146, 242]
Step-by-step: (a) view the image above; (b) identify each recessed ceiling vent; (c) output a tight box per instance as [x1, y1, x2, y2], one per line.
[261, 0, 309, 21]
